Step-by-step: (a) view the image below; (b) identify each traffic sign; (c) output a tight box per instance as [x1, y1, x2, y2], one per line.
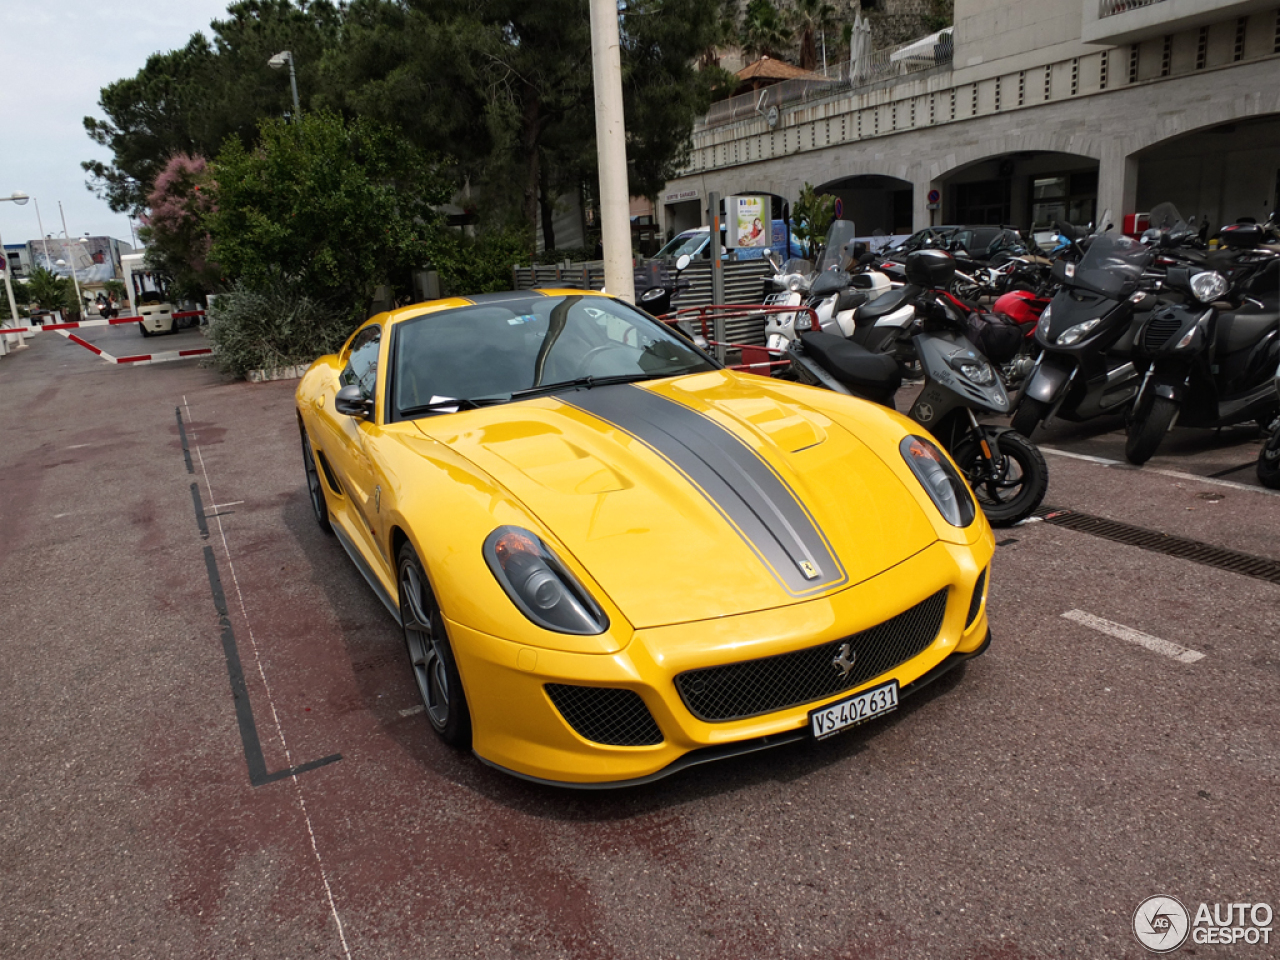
[927, 189, 941, 204]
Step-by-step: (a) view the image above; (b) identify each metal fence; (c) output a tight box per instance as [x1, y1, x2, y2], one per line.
[702, 33, 954, 130]
[512, 259, 775, 345]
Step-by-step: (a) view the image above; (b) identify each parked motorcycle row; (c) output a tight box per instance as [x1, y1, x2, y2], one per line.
[640, 206, 1280, 527]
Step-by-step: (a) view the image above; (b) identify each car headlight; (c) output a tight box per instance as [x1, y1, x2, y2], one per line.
[483, 527, 609, 635]
[956, 359, 996, 385]
[1056, 317, 1100, 345]
[900, 435, 976, 528]
[1190, 271, 1228, 303]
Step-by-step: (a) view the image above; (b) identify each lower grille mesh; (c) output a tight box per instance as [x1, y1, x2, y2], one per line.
[545, 684, 664, 746]
[676, 588, 949, 722]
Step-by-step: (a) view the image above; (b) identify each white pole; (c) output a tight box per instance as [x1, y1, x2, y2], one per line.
[34, 198, 51, 268]
[58, 201, 83, 314]
[0, 223, 18, 355]
[588, 0, 635, 303]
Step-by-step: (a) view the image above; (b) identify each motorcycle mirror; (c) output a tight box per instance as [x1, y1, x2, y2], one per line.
[675, 254, 691, 272]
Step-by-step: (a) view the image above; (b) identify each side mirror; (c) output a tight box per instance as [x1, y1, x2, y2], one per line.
[675, 253, 692, 272]
[335, 384, 373, 419]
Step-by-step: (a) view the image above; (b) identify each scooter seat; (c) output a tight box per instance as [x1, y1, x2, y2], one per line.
[798, 330, 902, 404]
[854, 285, 917, 324]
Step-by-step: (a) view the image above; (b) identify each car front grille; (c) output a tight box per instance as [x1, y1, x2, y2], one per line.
[675, 588, 949, 722]
[545, 684, 664, 746]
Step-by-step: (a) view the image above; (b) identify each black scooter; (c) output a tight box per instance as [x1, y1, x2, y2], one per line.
[1009, 230, 1152, 437]
[785, 251, 1048, 527]
[1124, 256, 1280, 464]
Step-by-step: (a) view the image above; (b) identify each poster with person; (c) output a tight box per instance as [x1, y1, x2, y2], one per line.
[727, 195, 767, 249]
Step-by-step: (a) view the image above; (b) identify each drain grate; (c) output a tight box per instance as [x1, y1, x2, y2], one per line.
[1036, 508, 1280, 586]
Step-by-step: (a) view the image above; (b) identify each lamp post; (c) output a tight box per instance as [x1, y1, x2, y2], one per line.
[268, 51, 301, 119]
[57, 201, 84, 315]
[1, 190, 31, 356]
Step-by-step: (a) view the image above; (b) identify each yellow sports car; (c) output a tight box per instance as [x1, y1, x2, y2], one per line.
[296, 290, 994, 786]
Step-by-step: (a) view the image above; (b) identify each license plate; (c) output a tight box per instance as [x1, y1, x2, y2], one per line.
[809, 680, 899, 740]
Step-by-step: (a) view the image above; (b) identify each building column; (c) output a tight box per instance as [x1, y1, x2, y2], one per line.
[1098, 152, 1139, 230]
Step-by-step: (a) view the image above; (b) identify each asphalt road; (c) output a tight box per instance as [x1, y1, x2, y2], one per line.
[2, 326, 1277, 960]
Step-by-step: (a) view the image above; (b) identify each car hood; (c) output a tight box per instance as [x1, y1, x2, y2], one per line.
[416, 372, 939, 629]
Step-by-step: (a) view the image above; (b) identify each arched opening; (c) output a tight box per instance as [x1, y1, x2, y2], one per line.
[816, 174, 914, 235]
[1134, 114, 1280, 234]
[936, 151, 1099, 230]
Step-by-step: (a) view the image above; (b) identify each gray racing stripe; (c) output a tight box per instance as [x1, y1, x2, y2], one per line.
[564, 384, 846, 597]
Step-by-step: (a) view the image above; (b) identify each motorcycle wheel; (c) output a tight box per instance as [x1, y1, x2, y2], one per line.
[1124, 395, 1178, 465]
[1257, 427, 1280, 489]
[953, 428, 1049, 528]
[1009, 397, 1048, 438]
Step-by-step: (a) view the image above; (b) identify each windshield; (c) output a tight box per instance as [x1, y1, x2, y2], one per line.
[655, 230, 709, 259]
[1072, 233, 1152, 299]
[815, 220, 858, 274]
[391, 294, 717, 419]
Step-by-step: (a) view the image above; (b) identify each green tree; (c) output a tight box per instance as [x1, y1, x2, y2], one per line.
[789, 0, 838, 72]
[24, 268, 75, 315]
[740, 0, 793, 61]
[792, 182, 835, 259]
[83, 0, 344, 214]
[205, 110, 453, 321]
[0, 279, 30, 321]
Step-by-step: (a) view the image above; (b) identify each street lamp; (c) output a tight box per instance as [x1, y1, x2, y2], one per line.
[268, 50, 301, 119]
[57, 201, 84, 315]
[0, 190, 31, 356]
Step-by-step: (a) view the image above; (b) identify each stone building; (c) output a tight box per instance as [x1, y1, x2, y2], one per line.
[659, 0, 1280, 240]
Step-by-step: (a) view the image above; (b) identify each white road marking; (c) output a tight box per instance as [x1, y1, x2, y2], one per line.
[185, 397, 353, 960]
[204, 500, 245, 512]
[1040, 446, 1280, 498]
[399, 705, 425, 718]
[1061, 609, 1205, 664]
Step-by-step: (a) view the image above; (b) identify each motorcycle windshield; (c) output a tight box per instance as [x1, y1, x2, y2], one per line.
[781, 258, 812, 275]
[1070, 233, 1152, 299]
[815, 220, 858, 275]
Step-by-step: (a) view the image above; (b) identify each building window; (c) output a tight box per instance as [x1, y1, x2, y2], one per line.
[1196, 26, 1209, 69]
[1030, 172, 1098, 228]
[1128, 44, 1139, 83]
[1099, 54, 1107, 90]
[1161, 35, 1171, 77]
[1234, 17, 1247, 61]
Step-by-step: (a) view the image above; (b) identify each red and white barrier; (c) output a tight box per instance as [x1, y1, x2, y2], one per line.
[1, 309, 214, 364]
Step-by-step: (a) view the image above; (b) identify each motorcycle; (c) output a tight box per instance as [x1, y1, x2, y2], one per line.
[784, 250, 1049, 527]
[1009, 228, 1152, 438]
[762, 220, 893, 351]
[1123, 243, 1280, 464]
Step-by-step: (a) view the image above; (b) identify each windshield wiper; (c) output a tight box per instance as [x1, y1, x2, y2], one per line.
[505, 372, 681, 402]
[398, 396, 489, 417]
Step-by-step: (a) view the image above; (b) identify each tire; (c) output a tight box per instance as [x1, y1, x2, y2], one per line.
[1257, 427, 1280, 489]
[139, 322, 152, 338]
[397, 543, 471, 749]
[1124, 395, 1179, 465]
[954, 428, 1049, 527]
[1009, 396, 1048, 438]
[299, 426, 333, 534]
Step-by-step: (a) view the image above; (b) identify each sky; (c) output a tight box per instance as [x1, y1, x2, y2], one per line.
[0, 1, 247, 250]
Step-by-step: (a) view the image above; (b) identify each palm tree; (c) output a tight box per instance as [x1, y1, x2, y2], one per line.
[790, 0, 838, 71]
[740, 0, 794, 61]
[24, 267, 74, 315]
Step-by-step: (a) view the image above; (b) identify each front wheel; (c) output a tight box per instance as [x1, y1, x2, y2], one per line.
[953, 428, 1049, 527]
[1009, 396, 1049, 438]
[398, 543, 471, 749]
[299, 426, 333, 534]
[1124, 395, 1179, 465]
[1257, 426, 1280, 489]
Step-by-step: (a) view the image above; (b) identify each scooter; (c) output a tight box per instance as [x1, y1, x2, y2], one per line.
[1009, 230, 1153, 437]
[762, 221, 892, 350]
[1123, 257, 1280, 464]
[785, 250, 1049, 527]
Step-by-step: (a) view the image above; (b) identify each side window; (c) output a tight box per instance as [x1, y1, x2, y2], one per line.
[340, 326, 381, 398]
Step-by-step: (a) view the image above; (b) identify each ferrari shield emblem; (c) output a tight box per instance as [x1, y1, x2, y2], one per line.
[798, 559, 819, 580]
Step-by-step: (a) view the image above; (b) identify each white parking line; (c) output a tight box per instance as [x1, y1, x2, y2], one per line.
[1061, 609, 1205, 663]
[1040, 446, 1280, 498]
